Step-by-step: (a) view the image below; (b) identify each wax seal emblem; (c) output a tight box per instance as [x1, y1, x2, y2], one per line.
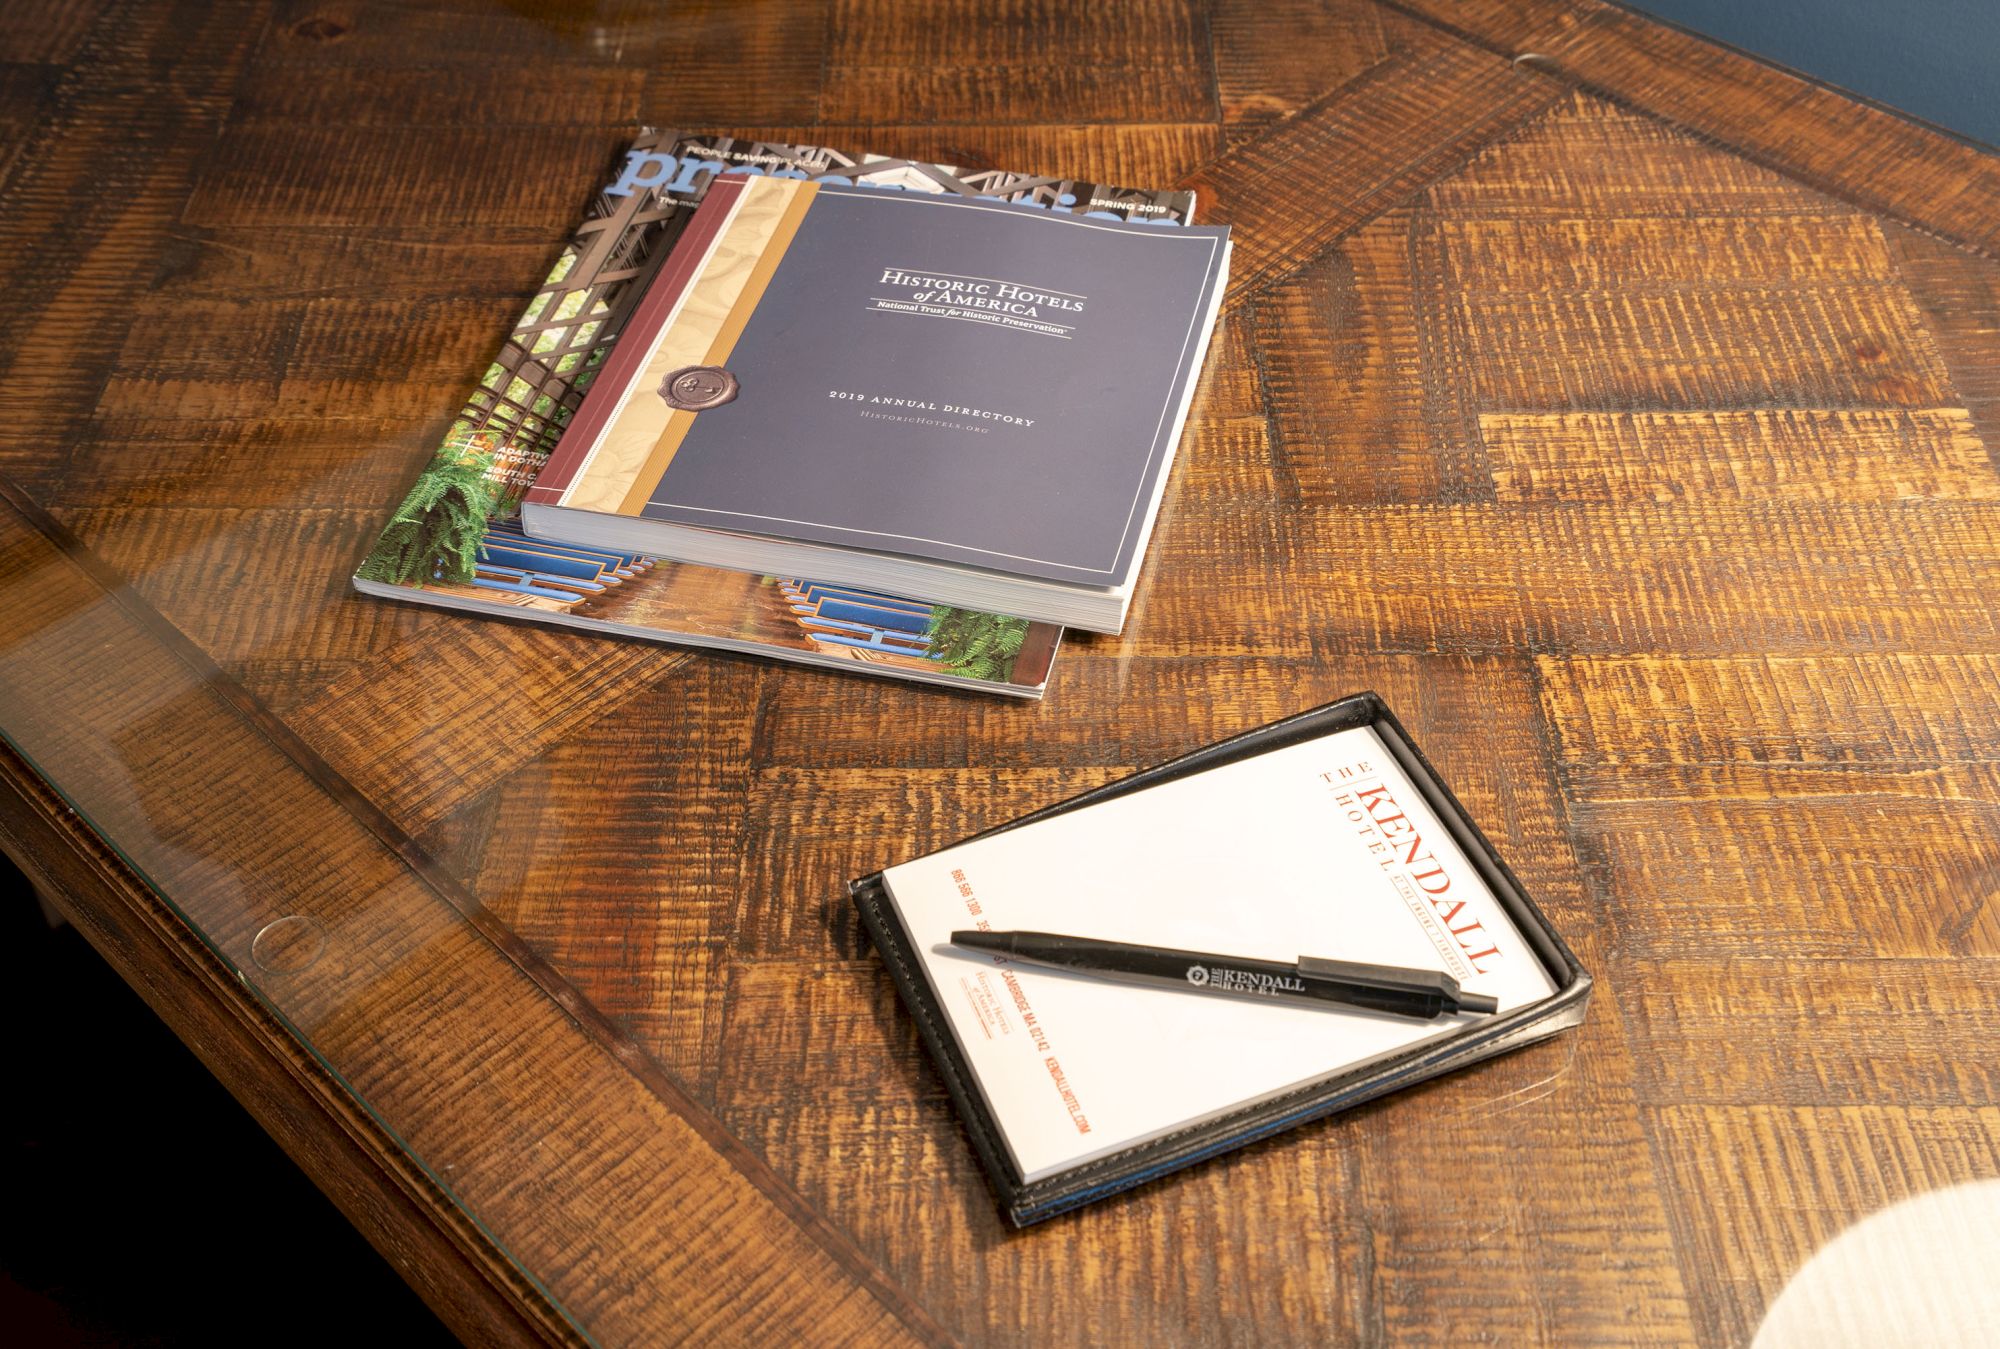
[659, 364, 739, 411]
[1186, 965, 1210, 987]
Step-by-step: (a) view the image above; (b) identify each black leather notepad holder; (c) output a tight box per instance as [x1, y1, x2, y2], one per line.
[849, 691, 1592, 1226]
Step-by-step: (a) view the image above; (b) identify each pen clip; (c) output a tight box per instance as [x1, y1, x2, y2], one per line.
[1296, 955, 1461, 997]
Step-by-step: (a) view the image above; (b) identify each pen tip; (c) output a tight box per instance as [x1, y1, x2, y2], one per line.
[949, 930, 999, 949]
[1457, 991, 1500, 1015]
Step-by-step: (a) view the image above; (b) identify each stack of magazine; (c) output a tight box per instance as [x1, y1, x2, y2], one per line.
[353, 131, 1227, 698]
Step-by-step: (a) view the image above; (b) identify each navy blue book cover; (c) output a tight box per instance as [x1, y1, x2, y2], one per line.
[594, 180, 1230, 587]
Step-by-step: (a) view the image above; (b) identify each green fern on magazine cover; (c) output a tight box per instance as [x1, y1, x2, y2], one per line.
[355, 431, 500, 587]
[926, 607, 1029, 681]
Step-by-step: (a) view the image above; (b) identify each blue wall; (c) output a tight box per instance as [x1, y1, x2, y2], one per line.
[1631, 0, 1999, 148]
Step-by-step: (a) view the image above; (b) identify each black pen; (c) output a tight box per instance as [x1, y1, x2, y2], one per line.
[948, 930, 1499, 1021]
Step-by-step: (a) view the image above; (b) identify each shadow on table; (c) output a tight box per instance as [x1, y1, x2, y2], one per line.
[0, 856, 456, 1348]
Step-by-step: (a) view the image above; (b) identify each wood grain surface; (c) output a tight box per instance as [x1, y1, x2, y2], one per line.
[2, 1, 1996, 1344]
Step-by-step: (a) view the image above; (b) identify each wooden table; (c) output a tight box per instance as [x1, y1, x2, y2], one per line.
[4, 1, 1997, 1343]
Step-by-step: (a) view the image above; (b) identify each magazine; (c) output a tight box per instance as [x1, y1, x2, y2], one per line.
[352, 130, 1197, 696]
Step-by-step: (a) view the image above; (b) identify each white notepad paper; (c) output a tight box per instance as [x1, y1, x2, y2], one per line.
[880, 725, 1560, 1181]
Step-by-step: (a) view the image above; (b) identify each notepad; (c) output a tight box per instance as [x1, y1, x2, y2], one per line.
[858, 698, 1584, 1219]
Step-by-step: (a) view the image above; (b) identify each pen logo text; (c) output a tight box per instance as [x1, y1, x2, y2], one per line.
[1201, 966, 1307, 997]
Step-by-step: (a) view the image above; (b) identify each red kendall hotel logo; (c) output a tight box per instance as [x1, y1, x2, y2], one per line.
[1322, 763, 1503, 975]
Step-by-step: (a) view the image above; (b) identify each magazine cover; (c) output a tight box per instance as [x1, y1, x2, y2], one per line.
[352, 130, 1197, 696]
